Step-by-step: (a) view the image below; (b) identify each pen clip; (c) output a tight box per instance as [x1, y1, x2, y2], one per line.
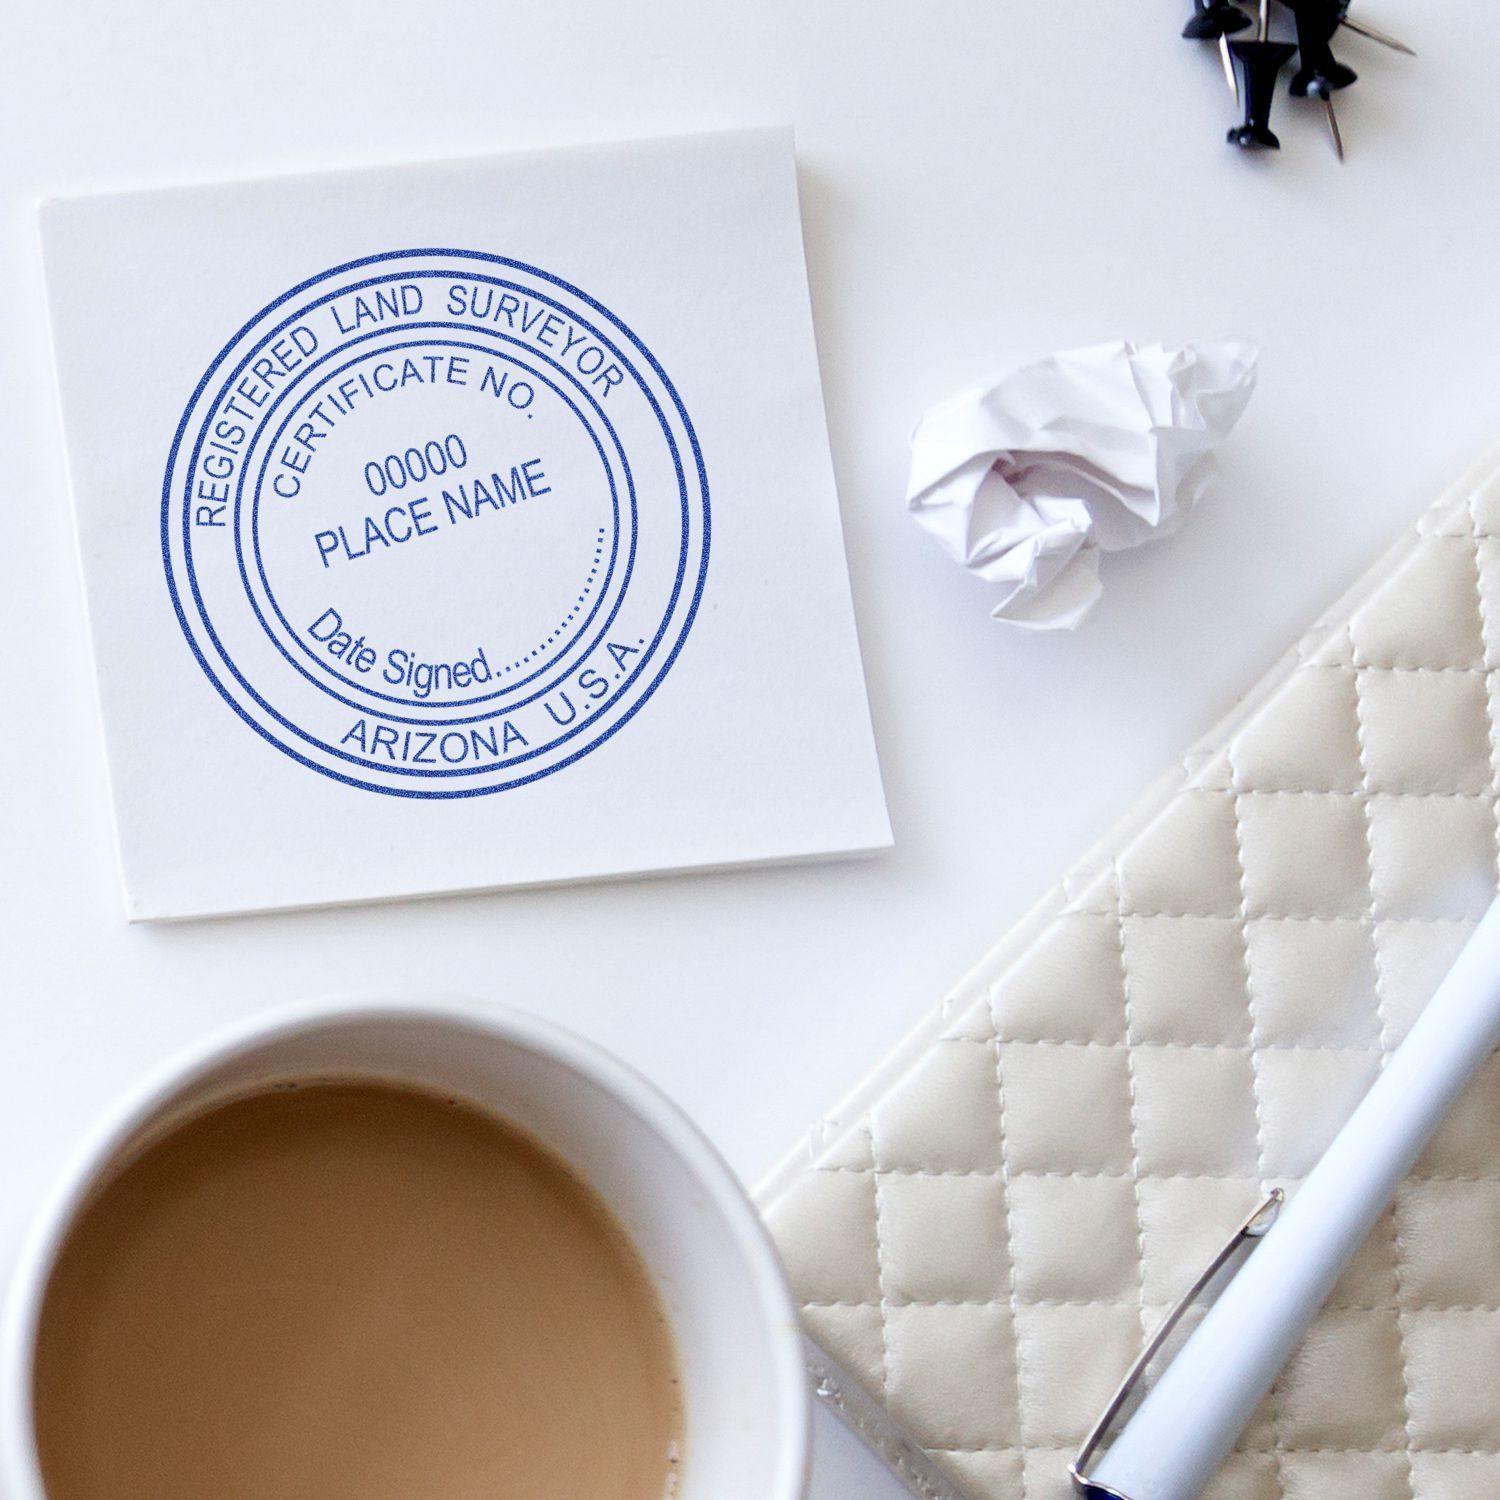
[1067, 1187, 1284, 1498]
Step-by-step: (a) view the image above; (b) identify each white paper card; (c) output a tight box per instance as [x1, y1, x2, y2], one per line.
[42, 129, 890, 920]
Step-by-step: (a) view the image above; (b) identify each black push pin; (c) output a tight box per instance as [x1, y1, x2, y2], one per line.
[1287, 0, 1356, 159]
[1183, 0, 1251, 100]
[1289, 0, 1358, 94]
[1227, 0, 1297, 150]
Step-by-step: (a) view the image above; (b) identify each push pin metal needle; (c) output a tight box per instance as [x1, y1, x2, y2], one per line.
[1222, 33, 1240, 103]
[1183, 0, 1252, 102]
[1314, 83, 1345, 159]
[1338, 3, 1416, 56]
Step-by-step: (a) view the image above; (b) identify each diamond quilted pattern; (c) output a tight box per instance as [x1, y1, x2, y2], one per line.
[1121, 915, 1249, 1045]
[760, 448, 1500, 1499]
[1242, 918, 1381, 1048]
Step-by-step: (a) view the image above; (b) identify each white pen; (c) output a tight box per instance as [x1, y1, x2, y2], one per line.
[1072, 893, 1500, 1500]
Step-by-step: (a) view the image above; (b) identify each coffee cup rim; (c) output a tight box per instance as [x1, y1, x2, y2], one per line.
[0, 995, 812, 1500]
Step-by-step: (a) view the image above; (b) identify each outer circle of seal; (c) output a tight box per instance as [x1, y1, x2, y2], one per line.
[161, 249, 710, 799]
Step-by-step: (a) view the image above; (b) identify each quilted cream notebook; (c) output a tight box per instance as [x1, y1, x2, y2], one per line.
[760, 445, 1500, 1500]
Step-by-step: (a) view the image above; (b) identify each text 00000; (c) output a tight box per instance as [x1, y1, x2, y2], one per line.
[363, 434, 468, 496]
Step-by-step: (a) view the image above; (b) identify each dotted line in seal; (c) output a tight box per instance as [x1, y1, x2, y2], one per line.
[501, 528, 608, 674]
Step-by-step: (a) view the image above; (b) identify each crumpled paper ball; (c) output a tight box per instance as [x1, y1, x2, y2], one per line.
[906, 340, 1259, 630]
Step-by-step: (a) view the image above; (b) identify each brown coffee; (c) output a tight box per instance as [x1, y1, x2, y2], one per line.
[33, 1081, 683, 1500]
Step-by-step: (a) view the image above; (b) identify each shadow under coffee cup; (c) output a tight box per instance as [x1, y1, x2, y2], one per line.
[0, 999, 811, 1500]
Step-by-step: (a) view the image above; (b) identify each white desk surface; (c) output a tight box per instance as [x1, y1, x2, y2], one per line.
[2, 3, 1495, 1495]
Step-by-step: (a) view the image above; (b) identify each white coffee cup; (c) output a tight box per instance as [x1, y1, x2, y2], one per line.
[0, 997, 811, 1500]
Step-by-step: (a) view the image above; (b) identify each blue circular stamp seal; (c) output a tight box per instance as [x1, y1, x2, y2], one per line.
[162, 250, 710, 797]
